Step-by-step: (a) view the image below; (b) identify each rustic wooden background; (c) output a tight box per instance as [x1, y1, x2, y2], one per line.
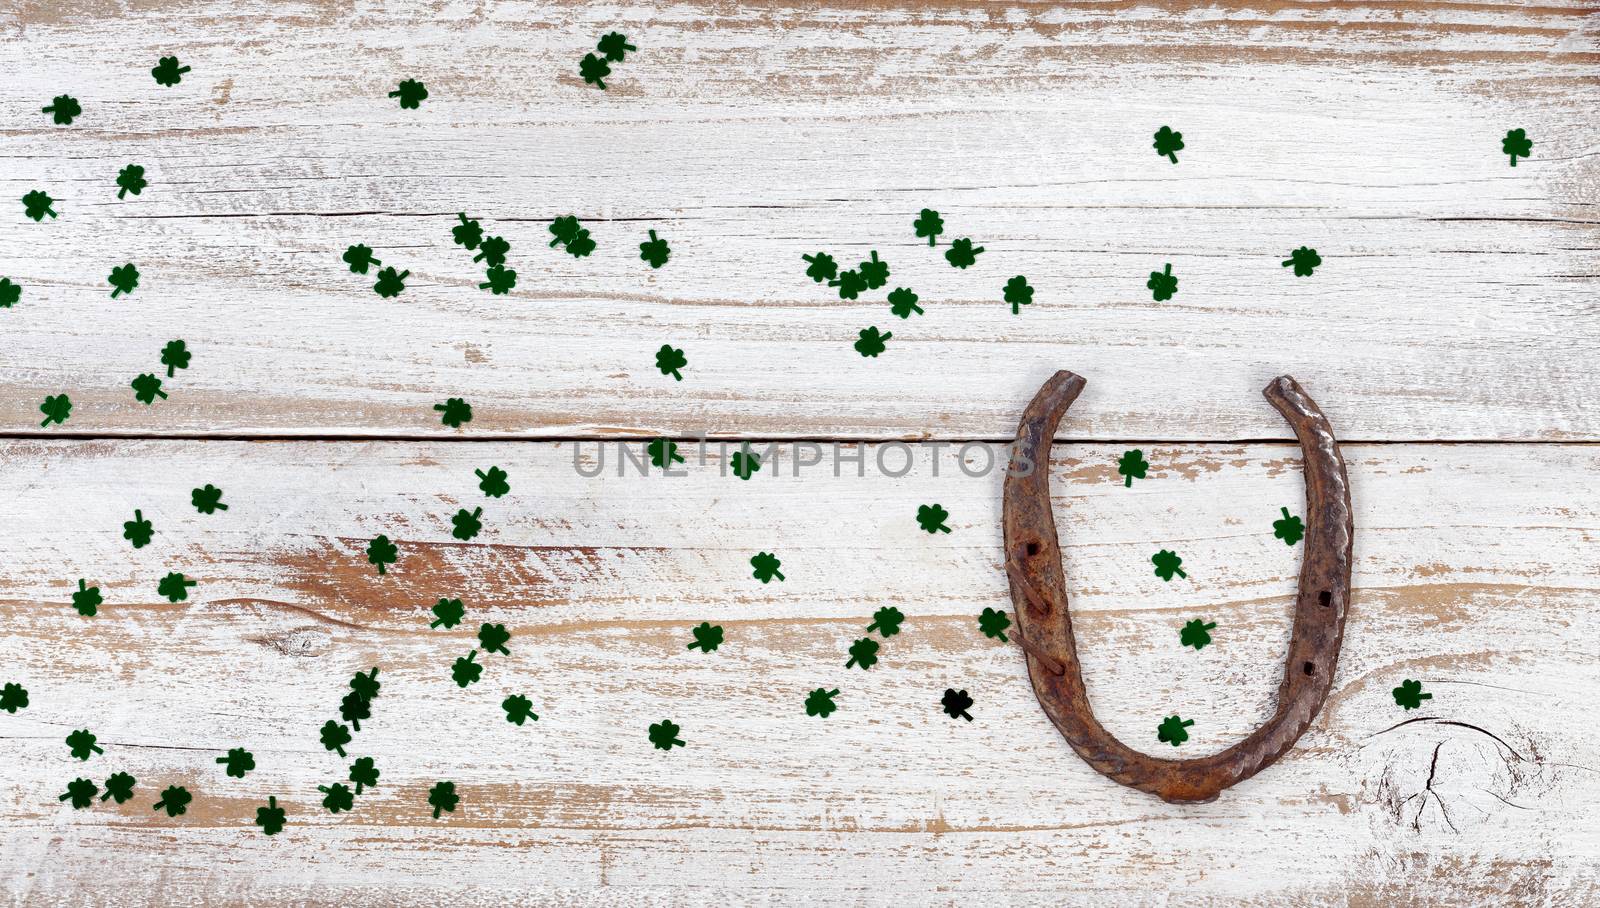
[2, 1, 1598, 904]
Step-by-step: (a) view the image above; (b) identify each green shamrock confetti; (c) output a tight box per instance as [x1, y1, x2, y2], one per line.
[216, 747, 255, 779]
[342, 244, 380, 274]
[648, 437, 683, 469]
[597, 32, 636, 62]
[750, 551, 785, 583]
[452, 213, 483, 249]
[116, 164, 147, 200]
[434, 398, 472, 428]
[67, 729, 103, 760]
[428, 781, 459, 818]
[389, 79, 428, 109]
[1502, 128, 1532, 167]
[191, 484, 227, 514]
[854, 326, 891, 358]
[157, 571, 196, 602]
[845, 637, 879, 670]
[451, 507, 483, 541]
[830, 269, 867, 300]
[805, 687, 839, 718]
[255, 796, 286, 835]
[131, 373, 167, 405]
[913, 208, 944, 246]
[42, 95, 82, 125]
[1117, 449, 1148, 487]
[1152, 550, 1186, 581]
[866, 606, 904, 638]
[655, 344, 687, 381]
[0, 682, 28, 713]
[548, 215, 582, 248]
[687, 622, 724, 652]
[1147, 263, 1177, 301]
[1003, 276, 1033, 314]
[474, 235, 510, 268]
[160, 339, 191, 377]
[339, 690, 370, 731]
[320, 720, 352, 758]
[731, 445, 761, 480]
[0, 277, 19, 308]
[916, 504, 951, 534]
[802, 252, 838, 283]
[859, 251, 889, 290]
[318, 783, 355, 814]
[1179, 619, 1216, 650]
[648, 719, 685, 751]
[477, 623, 511, 655]
[1282, 247, 1321, 277]
[502, 694, 538, 725]
[639, 229, 670, 268]
[349, 757, 380, 794]
[887, 287, 922, 318]
[60, 777, 99, 809]
[1274, 507, 1305, 546]
[430, 597, 466, 628]
[565, 228, 596, 258]
[1153, 125, 1184, 163]
[476, 466, 510, 497]
[366, 535, 398, 575]
[39, 394, 71, 427]
[480, 264, 517, 295]
[23, 190, 57, 221]
[945, 237, 983, 269]
[72, 579, 102, 617]
[373, 266, 409, 298]
[101, 772, 136, 804]
[153, 785, 192, 817]
[151, 56, 190, 86]
[978, 607, 1010, 642]
[350, 667, 381, 702]
[942, 688, 974, 722]
[108, 263, 140, 298]
[451, 650, 482, 688]
[1157, 715, 1193, 746]
[580, 54, 611, 90]
[1393, 679, 1432, 710]
[123, 510, 154, 548]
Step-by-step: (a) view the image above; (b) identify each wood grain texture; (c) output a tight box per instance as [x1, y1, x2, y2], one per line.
[2, 440, 1597, 904]
[1, 1, 1597, 439]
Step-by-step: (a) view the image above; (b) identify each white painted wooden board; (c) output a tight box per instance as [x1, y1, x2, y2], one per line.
[1, 1, 1597, 439]
[1, 440, 1597, 904]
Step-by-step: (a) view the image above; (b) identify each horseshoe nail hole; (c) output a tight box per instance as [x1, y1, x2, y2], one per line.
[1302, 661, 1315, 676]
[1025, 541, 1040, 557]
[1319, 590, 1332, 607]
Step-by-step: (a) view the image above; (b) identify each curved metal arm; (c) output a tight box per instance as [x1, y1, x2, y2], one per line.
[1001, 371, 1353, 803]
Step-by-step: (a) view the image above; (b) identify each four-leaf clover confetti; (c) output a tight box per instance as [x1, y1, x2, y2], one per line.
[23, 190, 57, 221]
[866, 606, 904, 638]
[451, 507, 484, 541]
[1282, 246, 1321, 277]
[1117, 449, 1148, 487]
[67, 729, 104, 760]
[430, 597, 466, 628]
[435, 398, 472, 428]
[1153, 126, 1184, 164]
[648, 719, 685, 751]
[72, 579, 102, 617]
[151, 56, 191, 87]
[191, 484, 227, 514]
[161, 339, 191, 377]
[153, 785, 193, 817]
[157, 571, 197, 602]
[887, 287, 922, 318]
[1273, 507, 1305, 546]
[845, 637, 880, 670]
[1003, 275, 1033, 314]
[123, 510, 154, 548]
[102, 772, 136, 804]
[60, 778, 99, 809]
[945, 237, 983, 269]
[389, 79, 429, 109]
[1147, 263, 1177, 301]
[805, 688, 839, 718]
[39, 394, 71, 426]
[687, 622, 724, 652]
[1, 682, 28, 713]
[1179, 619, 1216, 650]
[656, 344, 687, 381]
[109, 263, 141, 298]
[750, 551, 785, 583]
[1502, 128, 1532, 167]
[255, 796, 286, 835]
[916, 504, 951, 534]
[476, 466, 510, 497]
[941, 688, 974, 722]
[217, 747, 256, 778]
[42, 95, 82, 125]
[116, 164, 148, 199]
[1157, 715, 1193, 746]
[428, 780, 459, 818]
[503, 694, 539, 725]
[978, 607, 1010, 642]
[366, 535, 398, 575]
[1393, 679, 1432, 710]
[913, 208, 944, 246]
[639, 229, 670, 268]
[1151, 549, 1187, 581]
[854, 326, 891, 358]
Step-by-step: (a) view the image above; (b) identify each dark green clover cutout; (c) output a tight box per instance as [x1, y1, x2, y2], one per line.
[366, 535, 398, 575]
[132, 373, 167, 405]
[435, 398, 472, 428]
[805, 687, 839, 718]
[428, 780, 459, 818]
[72, 579, 102, 617]
[503, 694, 539, 725]
[123, 510, 154, 548]
[845, 637, 879, 670]
[731, 445, 761, 480]
[320, 720, 352, 758]
[255, 796, 286, 835]
[1152, 549, 1186, 581]
[0, 682, 28, 713]
[978, 607, 1010, 642]
[1393, 679, 1432, 710]
[866, 606, 904, 638]
[349, 757, 380, 794]
[430, 597, 466, 628]
[161, 339, 191, 377]
[101, 772, 136, 804]
[1179, 619, 1216, 650]
[1153, 125, 1184, 163]
[1003, 276, 1033, 314]
[42, 95, 82, 125]
[343, 244, 381, 274]
[829, 269, 867, 300]
[639, 229, 670, 268]
[157, 571, 196, 602]
[478, 622, 511, 655]
[648, 719, 685, 751]
[39, 394, 71, 427]
[1157, 715, 1193, 746]
[750, 551, 784, 583]
[859, 251, 889, 290]
[945, 237, 983, 269]
[480, 264, 517, 295]
[474, 235, 510, 267]
[1147, 263, 1177, 301]
[116, 164, 147, 200]
[109, 263, 140, 298]
[687, 622, 723, 652]
[452, 213, 483, 250]
[1274, 507, 1304, 546]
[648, 437, 683, 469]
[350, 667, 381, 701]
[1117, 449, 1148, 487]
[60, 778, 99, 809]
[339, 690, 370, 731]
[597, 32, 636, 62]
[802, 252, 838, 283]
[942, 688, 974, 722]
[451, 507, 483, 541]
[23, 190, 57, 221]
[656, 344, 687, 381]
[853, 327, 891, 358]
[0, 276, 20, 308]
[916, 504, 951, 534]
[565, 228, 595, 258]
[389, 79, 428, 109]
[913, 208, 944, 246]
[580, 54, 611, 90]
[887, 287, 922, 319]
[476, 466, 510, 497]
[1282, 247, 1320, 277]
[318, 783, 354, 814]
[191, 484, 227, 514]
[1502, 128, 1532, 167]
[451, 650, 483, 688]
[151, 56, 191, 86]
[217, 747, 255, 778]
[549, 216, 581, 248]
[373, 267, 409, 298]
[153, 785, 192, 817]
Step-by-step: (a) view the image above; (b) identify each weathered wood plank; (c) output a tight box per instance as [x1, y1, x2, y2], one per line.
[1, 440, 1596, 903]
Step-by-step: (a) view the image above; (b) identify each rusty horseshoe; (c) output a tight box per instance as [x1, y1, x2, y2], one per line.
[1002, 372, 1352, 803]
